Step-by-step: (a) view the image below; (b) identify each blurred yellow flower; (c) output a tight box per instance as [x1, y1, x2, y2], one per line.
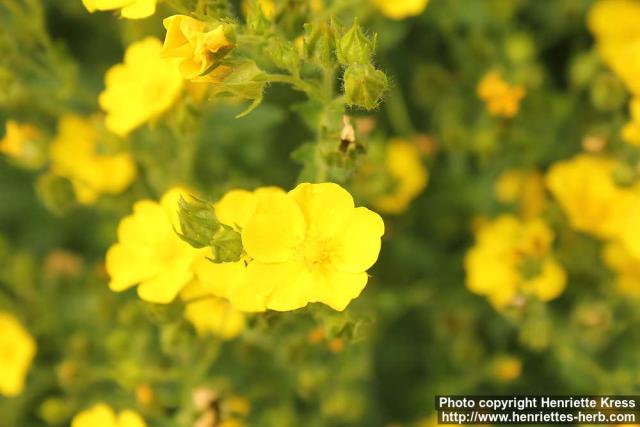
[99, 37, 183, 137]
[195, 187, 284, 312]
[477, 71, 526, 118]
[622, 97, 640, 145]
[603, 242, 640, 297]
[465, 215, 566, 308]
[373, 0, 429, 20]
[161, 15, 235, 81]
[588, 0, 640, 94]
[106, 188, 204, 303]
[50, 115, 136, 204]
[242, 0, 276, 19]
[82, 0, 157, 19]
[492, 355, 522, 382]
[71, 403, 146, 427]
[0, 120, 44, 169]
[180, 280, 245, 339]
[241, 182, 384, 311]
[372, 139, 429, 215]
[545, 154, 630, 239]
[0, 312, 36, 397]
[495, 169, 546, 219]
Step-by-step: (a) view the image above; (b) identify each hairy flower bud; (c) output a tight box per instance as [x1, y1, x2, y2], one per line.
[337, 19, 375, 65]
[177, 196, 220, 248]
[303, 21, 339, 68]
[343, 63, 388, 110]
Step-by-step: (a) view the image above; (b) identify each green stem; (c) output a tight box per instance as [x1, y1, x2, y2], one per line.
[265, 73, 330, 103]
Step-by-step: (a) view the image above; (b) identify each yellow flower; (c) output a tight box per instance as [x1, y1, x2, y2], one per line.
[492, 355, 522, 382]
[545, 154, 631, 239]
[588, 0, 640, 94]
[603, 242, 640, 297]
[71, 403, 146, 427]
[495, 169, 546, 219]
[99, 37, 183, 137]
[622, 97, 640, 145]
[240, 182, 384, 311]
[161, 15, 235, 81]
[0, 120, 44, 169]
[50, 115, 136, 204]
[0, 312, 36, 397]
[180, 280, 245, 339]
[464, 215, 566, 308]
[372, 139, 429, 215]
[372, 0, 429, 20]
[82, 0, 157, 19]
[242, 0, 276, 19]
[477, 71, 526, 117]
[195, 186, 284, 312]
[106, 188, 204, 303]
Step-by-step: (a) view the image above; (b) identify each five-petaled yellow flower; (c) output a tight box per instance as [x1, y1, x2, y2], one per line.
[50, 115, 136, 204]
[106, 188, 204, 303]
[0, 120, 44, 169]
[71, 403, 146, 427]
[477, 71, 526, 118]
[161, 15, 235, 81]
[100, 37, 183, 137]
[0, 312, 36, 397]
[372, 0, 430, 20]
[465, 215, 566, 308]
[372, 139, 429, 215]
[82, 0, 157, 20]
[240, 182, 384, 311]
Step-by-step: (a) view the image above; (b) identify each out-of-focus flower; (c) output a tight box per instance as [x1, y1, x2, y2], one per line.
[588, 0, 640, 94]
[99, 37, 183, 137]
[82, 0, 157, 19]
[161, 16, 235, 81]
[495, 169, 546, 219]
[372, 0, 429, 19]
[194, 186, 285, 312]
[0, 120, 44, 169]
[180, 281, 245, 339]
[242, 0, 276, 19]
[603, 242, 640, 297]
[0, 312, 36, 397]
[545, 154, 631, 239]
[465, 215, 566, 308]
[622, 98, 640, 145]
[43, 250, 84, 278]
[492, 355, 522, 382]
[71, 403, 146, 427]
[106, 188, 204, 303]
[477, 71, 526, 117]
[240, 182, 384, 311]
[372, 139, 429, 215]
[192, 390, 250, 427]
[50, 115, 136, 204]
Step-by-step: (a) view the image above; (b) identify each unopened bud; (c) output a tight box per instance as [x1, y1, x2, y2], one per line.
[177, 196, 219, 248]
[343, 63, 388, 110]
[337, 18, 374, 65]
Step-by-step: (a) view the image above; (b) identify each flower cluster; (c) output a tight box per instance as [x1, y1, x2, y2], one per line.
[465, 215, 566, 308]
[477, 71, 526, 118]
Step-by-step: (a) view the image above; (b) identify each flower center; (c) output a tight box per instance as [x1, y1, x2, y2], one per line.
[301, 237, 333, 268]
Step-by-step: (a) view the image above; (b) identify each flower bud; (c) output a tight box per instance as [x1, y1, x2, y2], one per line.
[177, 196, 220, 249]
[337, 18, 375, 65]
[35, 173, 76, 215]
[211, 224, 243, 263]
[303, 21, 339, 68]
[343, 63, 388, 110]
[267, 38, 300, 74]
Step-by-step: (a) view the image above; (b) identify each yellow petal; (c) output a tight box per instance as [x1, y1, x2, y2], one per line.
[242, 192, 305, 263]
[245, 260, 312, 311]
[117, 410, 148, 427]
[71, 404, 117, 427]
[309, 268, 368, 311]
[289, 182, 354, 239]
[331, 207, 384, 273]
[106, 243, 158, 292]
[214, 189, 256, 229]
[120, 0, 156, 19]
[136, 259, 194, 303]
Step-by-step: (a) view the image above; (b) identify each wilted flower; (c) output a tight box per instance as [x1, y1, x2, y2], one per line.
[50, 115, 136, 204]
[71, 403, 146, 427]
[82, 0, 157, 19]
[465, 215, 566, 308]
[477, 71, 526, 118]
[240, 182, 384, 311]
[0, 120, 44, 169]
[106, 188, 204, 303]
[372, 0, 430, 20]
[161, 15, 235, 81]
[99, 37, 183, 137]
[0, 312, 36, 397]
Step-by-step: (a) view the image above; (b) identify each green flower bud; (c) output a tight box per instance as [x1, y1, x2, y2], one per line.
[35, 173, 76, 215]
[343, 63, 388, 110]
[177, 196, 220, 249]
[303, 21, 339, 68]
[39, 397, 74, 425]
[337, 18, 375, 65]
[267, 37, 300, 74]
[245, 0, 271, 35]
[210, 224, 243, 263]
